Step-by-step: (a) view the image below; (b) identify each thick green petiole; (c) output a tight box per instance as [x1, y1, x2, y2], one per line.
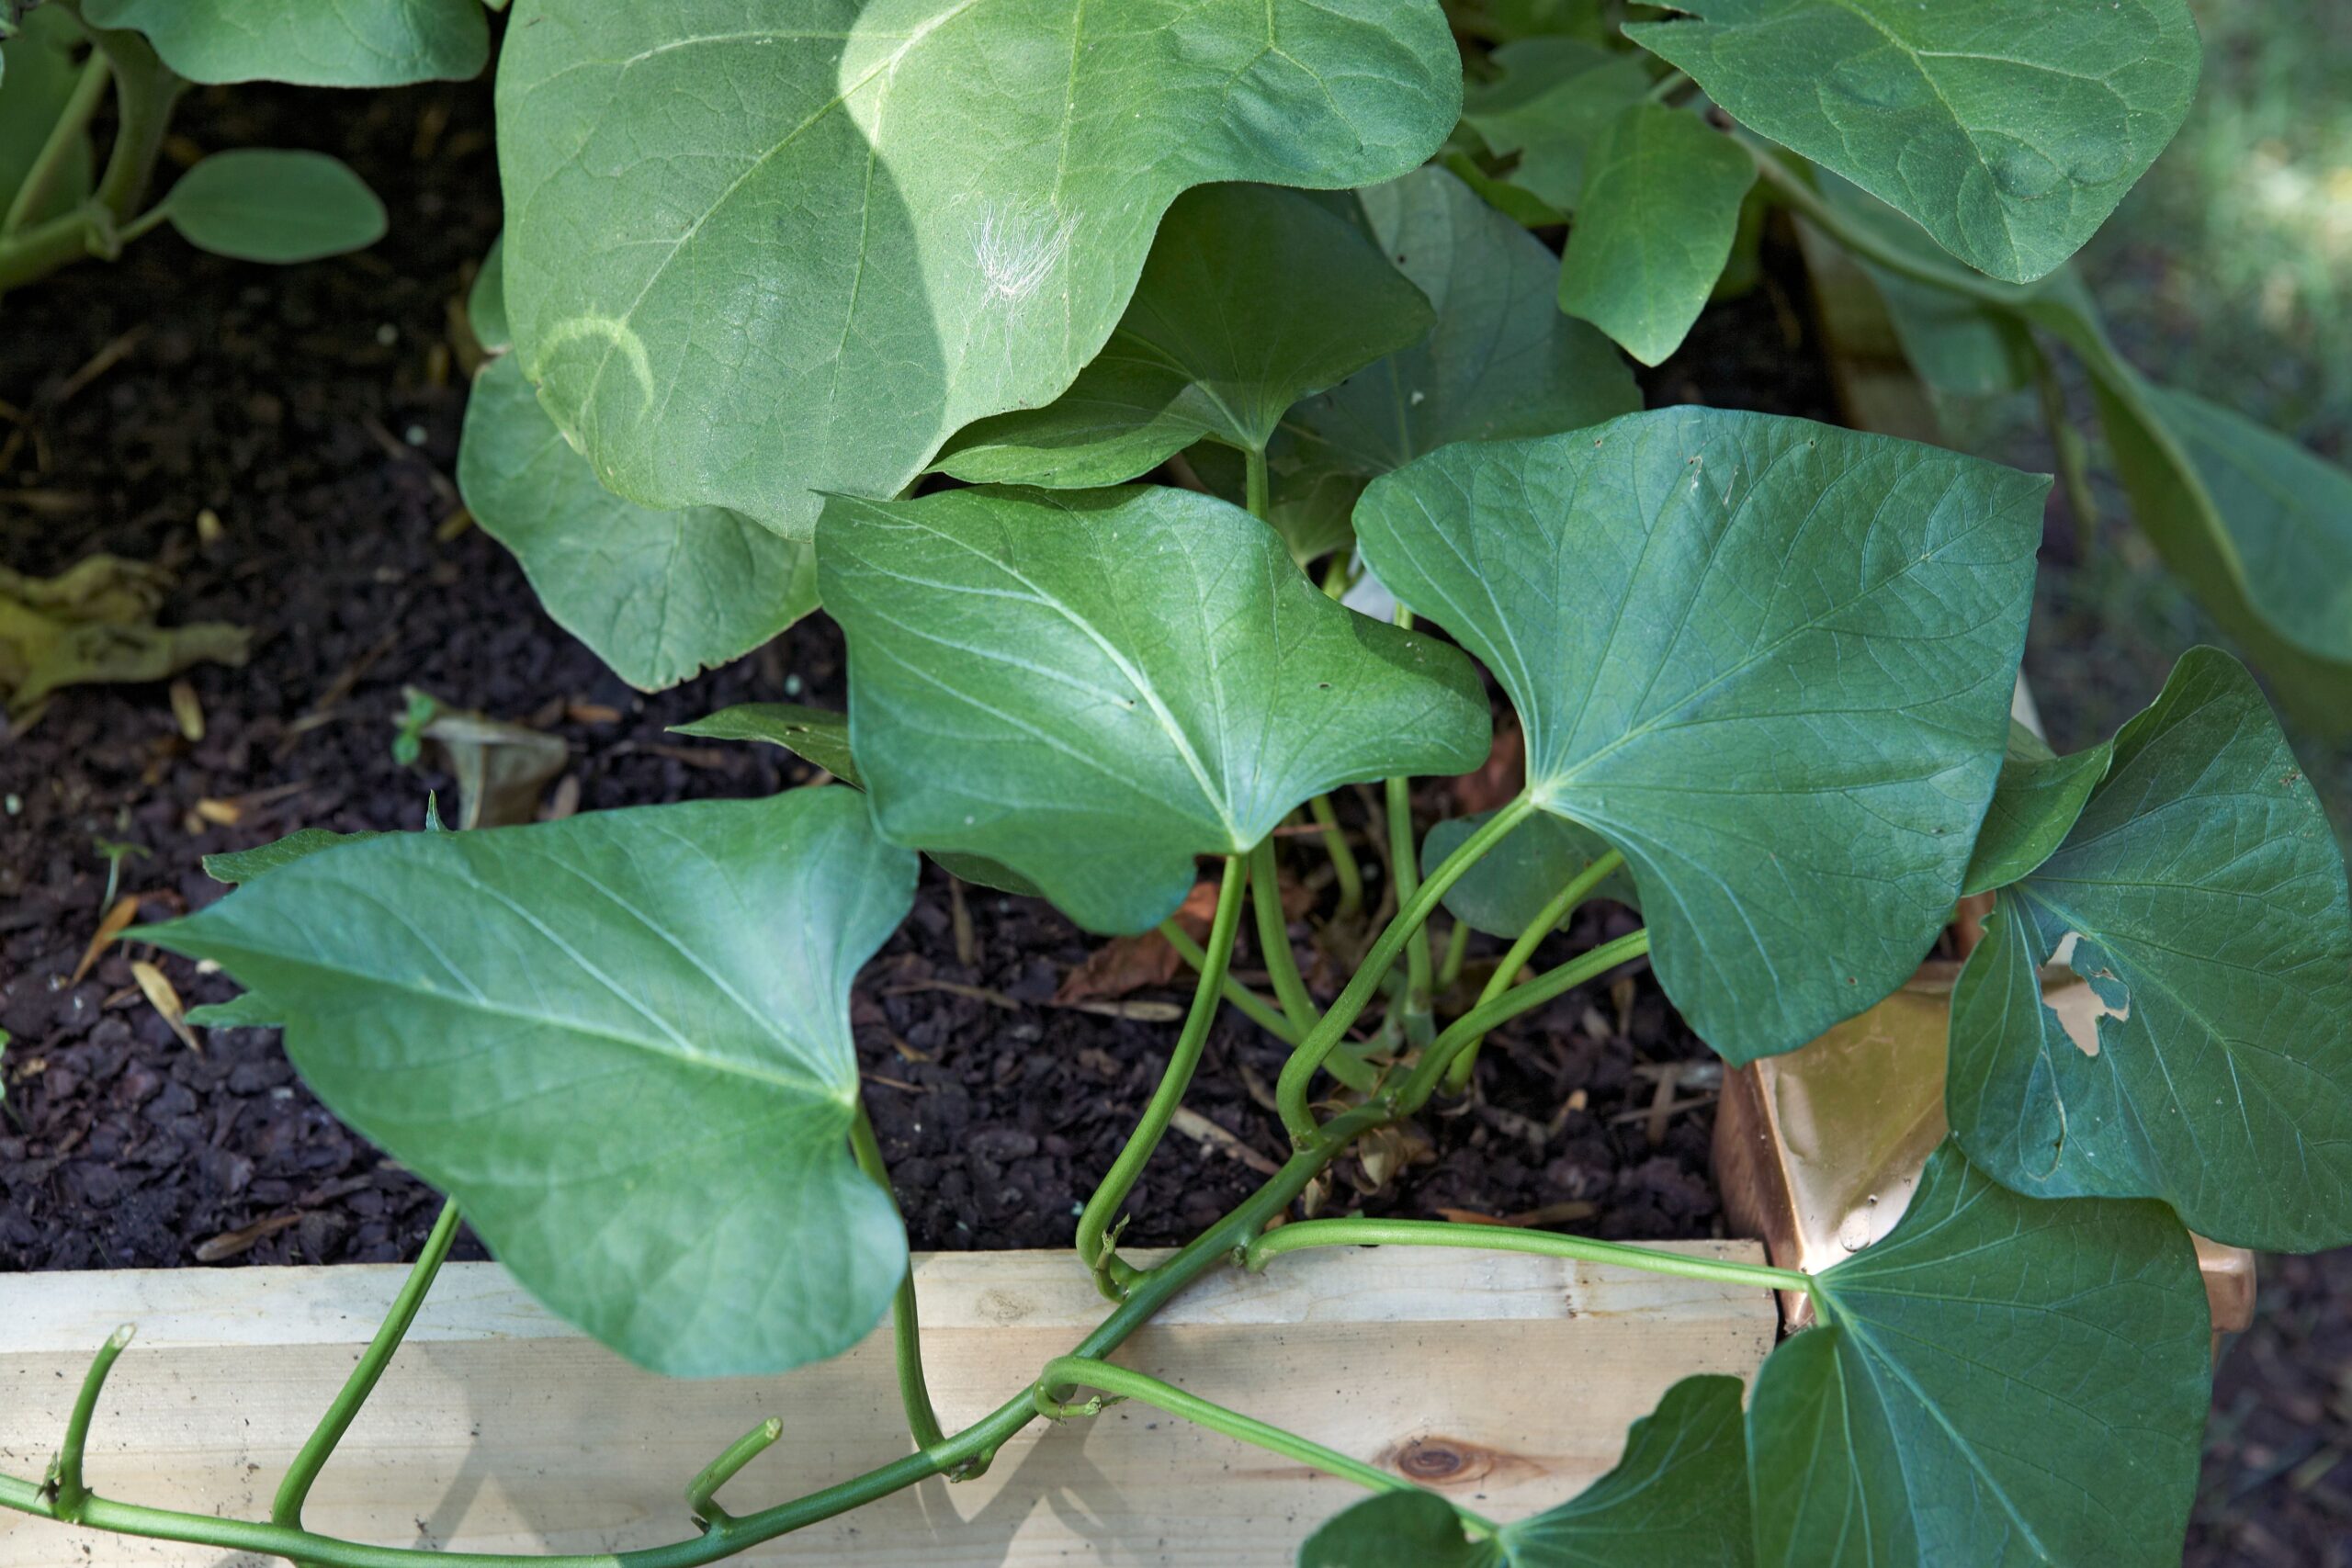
[1244, 1216, 1816, 1298]
[1035, 1356, 1497, 1535]
[1442, 850, 1626, 1094]
[1398, 930, 1651, 1112]
[274, 1198, 464, 1534]
[1, 50, 111, 239]
[47, 1322, 134, 1521]
[1249, 838, 1321, 1036]
[1273, 795, 1537, 1145]
[1077, 853, 1251, 1299]
[1306, 795, 1363, 921]
[685, 1419, 784, 1527]
[1159, 917, 1300, 1045]
[848, 1105, 949, 1454]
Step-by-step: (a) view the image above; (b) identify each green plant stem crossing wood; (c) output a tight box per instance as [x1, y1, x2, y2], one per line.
[1034, 1356, 1498, 1538]
[847, 1107, 948, 1455]
[1077, 854, 1251, 1299]
[1442, 850, 1627, 1093]
[684, 1420, 782, 1528]
[1249, 839, 1321, 1038]
[274, 1198, 463, 1535]
[1274, 795, 1537, 1144]
[45, 1321, 132, 1521]
[1243, 1218, 1815, 1300]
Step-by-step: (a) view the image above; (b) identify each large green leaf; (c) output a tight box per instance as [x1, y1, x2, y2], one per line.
[1283, 166, 1640, 488]
[82, 0, 487, 85]
[457, 355, 816, 692]
[143, 790, 917, 1378]
[164, 151, 386, 265]
[1460, 38, 1653, 212]
[1947, 648, 2352, 1251]
[934, 184, 1432, 488]
[1355, 408, 2042, 1064]
[1958, 720, 2110, 896]
[496, 0, 1462, 540]
[1301, 1375, 1752, 1566]
[1627, 0, 2201, 283]
[1423, 807, 1635, 940]
[1748, 1143, 2208, 1567]
[2027, 290, 2352, 730]
[818, 483, 1488, 933]
[1556, 104, 1757, 367]
[1, 8, 95, 225]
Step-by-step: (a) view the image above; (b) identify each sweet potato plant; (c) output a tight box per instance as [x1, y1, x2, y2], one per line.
[10, 2, 2352, 1564]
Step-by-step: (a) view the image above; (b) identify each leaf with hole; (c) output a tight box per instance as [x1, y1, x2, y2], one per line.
[1627, 0, 2200, 282]
[143, 789, 918, 1377]
[457, 355, 816, 692]
[819, 483, 1488, 933]
[496, 0, 1462, 539]
[1947, 648, 2352, 1251]
[1355, 406, 2041, 1064]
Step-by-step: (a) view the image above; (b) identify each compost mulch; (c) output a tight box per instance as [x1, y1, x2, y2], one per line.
[0, 67, 2332, 1568]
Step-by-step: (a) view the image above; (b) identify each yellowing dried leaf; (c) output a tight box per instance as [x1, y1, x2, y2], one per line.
[70, 896, 140, 986]
[130, 960, 202, 1054]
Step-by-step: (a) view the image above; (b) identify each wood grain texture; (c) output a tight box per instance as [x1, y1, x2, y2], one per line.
[0, 1245, 1775, 1565]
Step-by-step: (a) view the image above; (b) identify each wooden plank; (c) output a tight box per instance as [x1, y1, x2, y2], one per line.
[0, 1244, 1775, 1565]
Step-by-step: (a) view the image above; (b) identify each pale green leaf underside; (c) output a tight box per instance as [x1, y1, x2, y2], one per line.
[1283, 166, 1640, 486]
[1556, 103, 1757, 367]
[164, 151, 387, 265]
[1356, 408, 2041, 1065]
[1628, 0, 2200, 282]
[143, 791, 918, 1378]
[83, 0, 487, 85]
[935, 183, 1432, 488]
[457, 355, 817, 692]
[818, 483, 1488, 934]
[497, 0, 1462, 540]
[1423, 807, 1635, 939]
[1749, 1143, 2208, 1567]
[1947, 648, 2352, 1251]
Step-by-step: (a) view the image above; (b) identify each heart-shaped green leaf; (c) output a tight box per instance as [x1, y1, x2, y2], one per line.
[819, 483, 1488, 933]
[1301, 1375, 1752, 1566]
[457, 355, 816, 692]
[83, 0, 488, 85]
[164, 151, 386, 265]
[1627, 0, 2201, 283]
[1556, 103, 1758, 367]
[1355, 408, 2042, 1064]
[934, 184, 1433, 488]
[1284, 165, 1639, 487]
[496, 0, 1461, 539]
[143, 790, 918, 1378]
[1959, 720, 2110, 896]
[1461, 38, 1654, 212]
[1947, 648, 2352, 1251]
[1423, 808, 1635, 939]
[1749, 1142, 2208, 1567]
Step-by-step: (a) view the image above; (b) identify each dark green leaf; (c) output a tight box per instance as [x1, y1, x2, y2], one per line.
[202, 829, 379, 886]
[468, 232, 508, 354]
[1556, 104, 1758, 367]
[673, 705, 860, 786]
[457, 355, 815, 692]
[1355, 408, 2042, 1064]
[1748, 1143, 2208, 1567]
[1285, 166, 1639, 486]
[164, 151, 386, 265]
[83, 0, 487, 85]
[497, 0, 1462, 540]
[143, 790, 918, 1377]
[1424, 808, 1635, 939]
[1959, 721, 2110, 896]
[1948, 648, 2352, 1250]
[183, 991, 282, 1030]
[1461, 38, 1654, 211]
[1628, 0, 2201, 282]
[935, 184, 1432, 488]
[0, 8, 95, 224]
[1300, 1491, 1492, 1568]
[819, 484, 1488, 933]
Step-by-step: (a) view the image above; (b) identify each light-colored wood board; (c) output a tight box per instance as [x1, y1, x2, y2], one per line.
[0, 1245, 1775, 1565]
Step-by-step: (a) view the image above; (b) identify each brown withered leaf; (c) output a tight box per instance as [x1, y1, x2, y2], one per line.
[130, 960, 202, 1054]
[1055, 878, 1221, 1004]
[70, 896, 141, 986]
[195, 1212, 301, 1262]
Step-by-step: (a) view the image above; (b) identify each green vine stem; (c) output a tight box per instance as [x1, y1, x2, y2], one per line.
[1442, 850, 1626, 1093]
[1396, 930, 1653, 1111]
[1274, 794, 1537, 1144]
[847, 1105, 949, 1454]
[45, 1322, 132, 1521]
[1243, 1217, 1816, 1300]
[1159, 917, 1300, 1045]
[0, 48, 111, 238]
[1243, 443, 1272, 521]
[684, 1420, 782, 1527]
[1741, 138, 2028, 311]
[274, 1199, 464, 1535]
[1383, 610, 1436, 1049]
[1077, 852, 1251, 1299]
[1437, 917, 1470, 991]
[1033, 1356, 1498, 1536]
[1306, 795, 1363, 922]
[1249, 838, 1322, 1036]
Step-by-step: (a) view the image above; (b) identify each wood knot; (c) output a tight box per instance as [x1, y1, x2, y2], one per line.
[1379, 1435, 1539, 1490]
